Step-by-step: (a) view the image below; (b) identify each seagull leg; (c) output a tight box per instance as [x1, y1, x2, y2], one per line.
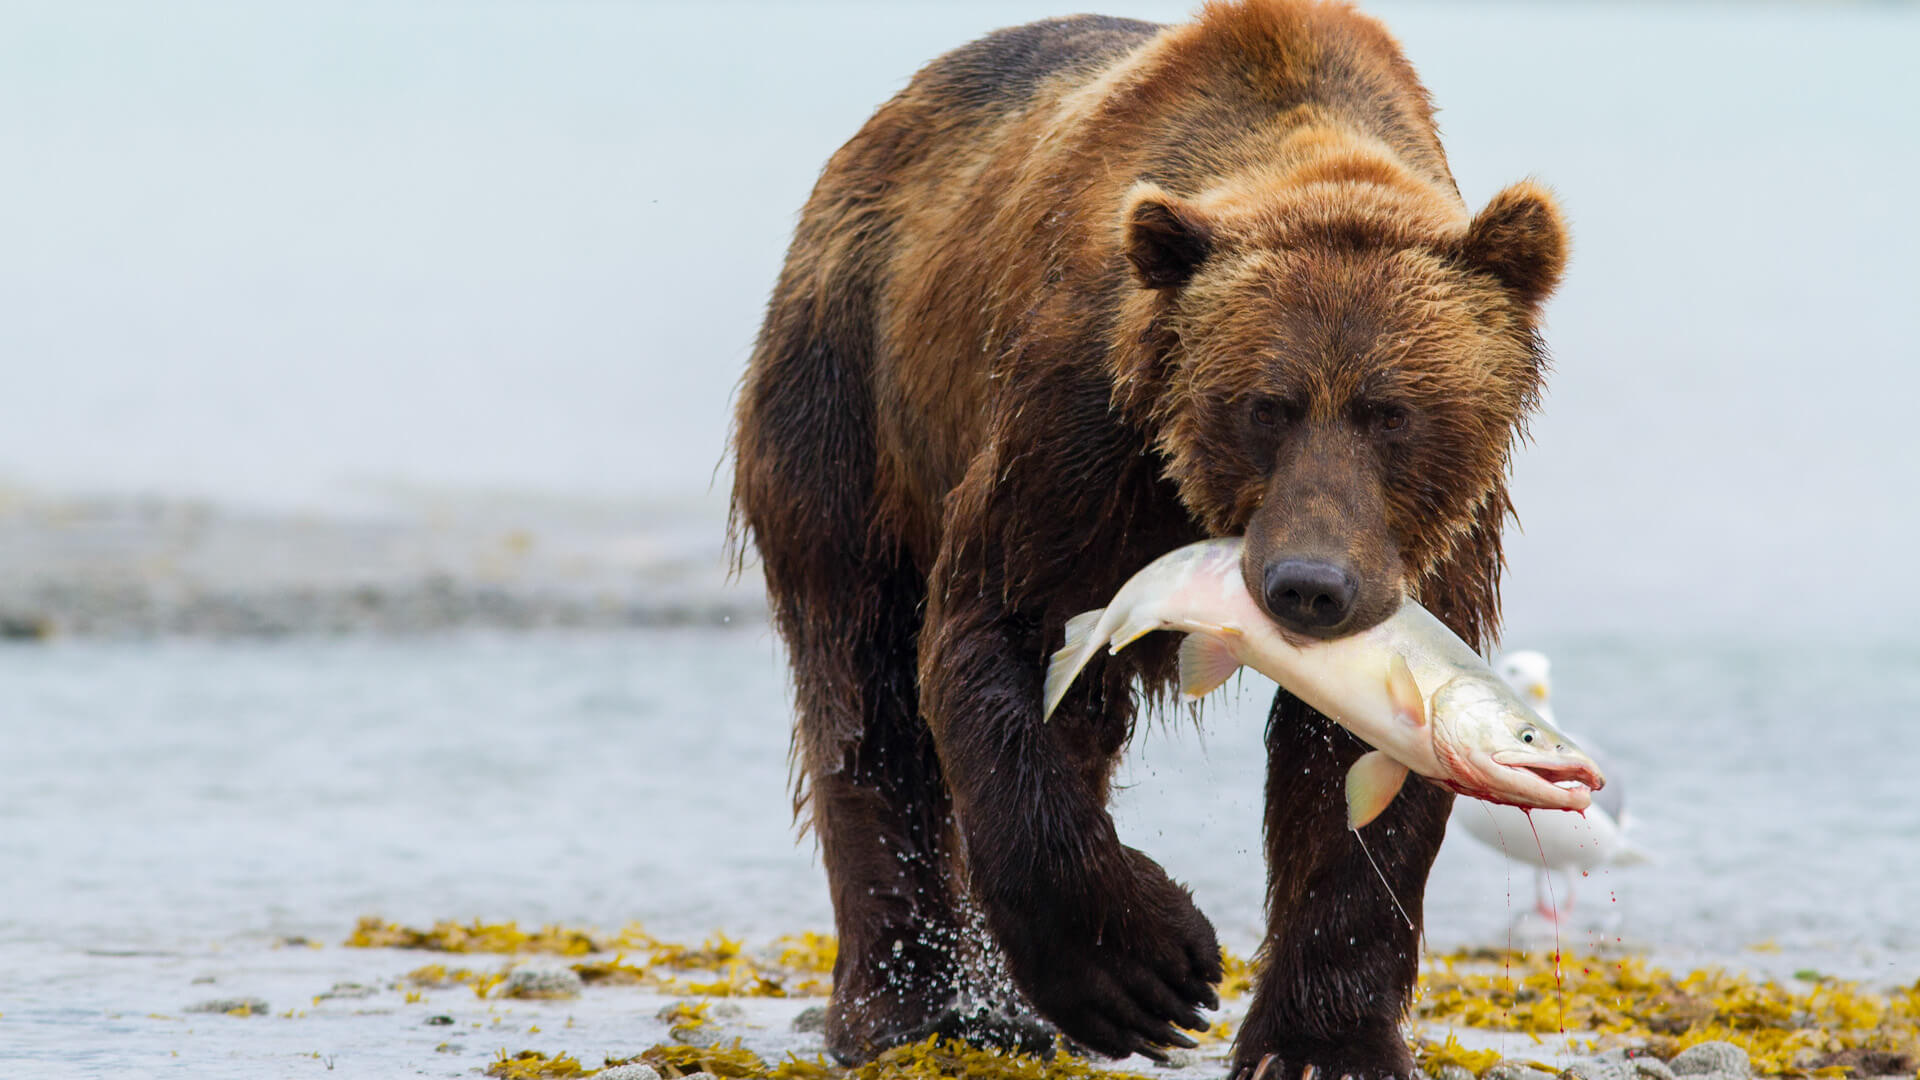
[1532, 870, 1564, 922]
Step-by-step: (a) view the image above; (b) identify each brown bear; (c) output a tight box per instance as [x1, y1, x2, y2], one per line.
[730, 2, 1567, 1077]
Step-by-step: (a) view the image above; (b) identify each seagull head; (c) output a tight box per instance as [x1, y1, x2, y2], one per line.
[1496, 649, 1552, 706]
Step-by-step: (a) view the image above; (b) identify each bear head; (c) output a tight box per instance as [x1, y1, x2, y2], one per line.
[1114, 174, 1567, 640]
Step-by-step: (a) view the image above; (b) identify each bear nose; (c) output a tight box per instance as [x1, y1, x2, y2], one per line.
[1262, 559, 1359, 633]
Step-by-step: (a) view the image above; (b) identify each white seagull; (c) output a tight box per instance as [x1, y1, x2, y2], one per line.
[1450, 650, 1650, 919]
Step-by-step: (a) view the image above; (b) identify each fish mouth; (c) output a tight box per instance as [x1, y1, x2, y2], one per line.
[1509, 759, 1606, 794]
[1456, 752, 1605, 811]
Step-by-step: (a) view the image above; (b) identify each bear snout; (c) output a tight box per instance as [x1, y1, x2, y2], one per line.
[1262, 558, 1360, 634]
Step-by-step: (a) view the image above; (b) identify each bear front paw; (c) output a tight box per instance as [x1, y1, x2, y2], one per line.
[989, 846, 1222, 1061]
[1230, 1030, 1420, 1080]
[1238, 1060, 1423, 1080]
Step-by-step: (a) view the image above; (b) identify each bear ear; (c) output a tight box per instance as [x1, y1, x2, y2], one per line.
[1124, 186, 1214, 291]
[1461, 181, 1568, 310]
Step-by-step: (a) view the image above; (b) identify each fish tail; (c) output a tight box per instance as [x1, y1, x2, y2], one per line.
[1042, 608, 1108, 722]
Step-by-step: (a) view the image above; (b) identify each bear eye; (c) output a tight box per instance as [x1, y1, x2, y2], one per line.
[1251, 399, 1279, 427]
[1361, 402, 1409, 435]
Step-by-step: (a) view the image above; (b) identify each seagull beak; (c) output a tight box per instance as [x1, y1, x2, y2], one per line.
[1527, 683, 1549, 702]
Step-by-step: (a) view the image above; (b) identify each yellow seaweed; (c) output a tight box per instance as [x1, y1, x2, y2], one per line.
[1220, 949, 1258, 999]
[849, 1037, 1154, 1080]
[609, 1037, 1153, 1080]
[639, 1039, 776, 1078]
[774, 932, 839, 976]
[488, 1049, 592, 1078]
[1414, 950, 1920, 1076]
[353, 918, 829, 998]
[349, 916, 601, 956]
[1414, 1033, 1503, 1076]
[357, 919, 1920, 1077]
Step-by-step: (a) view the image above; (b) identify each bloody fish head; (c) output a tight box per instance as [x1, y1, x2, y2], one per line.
[1428, 676, 1604, 812]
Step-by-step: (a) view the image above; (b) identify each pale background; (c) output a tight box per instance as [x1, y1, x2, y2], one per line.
[5, 0, 1917, 639]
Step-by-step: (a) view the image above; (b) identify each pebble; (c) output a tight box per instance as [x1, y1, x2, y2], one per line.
[597, 1066, 662, 1080]
[791, 1005, 827, 1033]
[1548, 1050, 1685, 1080]
[1434, 1066, 1476, 1080]
[317, 981, 378, 1000]
[1486, 1061, 1560, 1080]
[672, 1024, 724, 1047]
[1561, 1057, 1633, 1080]
[1159, 1048, 1204, 1070]
[497, 967, 583, 1000]
[186, 996, 269, 1015]
[1669, 1043, 1750, 1079]
[1630, 1057, 1677, 1080]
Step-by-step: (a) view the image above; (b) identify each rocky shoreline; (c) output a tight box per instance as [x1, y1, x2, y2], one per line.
[127, 918, 1918, 1080]
[0, 492, 766, 639]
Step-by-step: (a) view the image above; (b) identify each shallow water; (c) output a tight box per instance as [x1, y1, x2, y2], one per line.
[4, 627, 1917, 1073]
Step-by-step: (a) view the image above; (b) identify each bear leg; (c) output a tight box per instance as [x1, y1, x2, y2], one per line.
[773, 553, 981, 1064]
[734, 314, 991, 1059]
[1233, 689, 1454, 1080]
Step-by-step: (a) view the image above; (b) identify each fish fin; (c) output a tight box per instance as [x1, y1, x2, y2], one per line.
[1108, 614, 1164, 651]
[1177, 633, 1242, 699]
[1345, 750, 1410, 830]
[1385, 654, 1426, 728]
[1042, 609, 1107, 722]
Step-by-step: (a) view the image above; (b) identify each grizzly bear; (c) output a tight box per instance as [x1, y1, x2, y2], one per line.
[730, 2, 1567, 1076]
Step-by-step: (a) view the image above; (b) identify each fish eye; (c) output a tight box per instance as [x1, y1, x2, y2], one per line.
[1519, 727, 1537, 744]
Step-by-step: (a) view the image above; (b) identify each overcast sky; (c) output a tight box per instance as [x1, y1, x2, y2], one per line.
[3, 1, 1915, 638]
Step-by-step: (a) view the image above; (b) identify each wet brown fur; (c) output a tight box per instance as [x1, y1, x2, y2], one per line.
[730, 2, 1566, 1074]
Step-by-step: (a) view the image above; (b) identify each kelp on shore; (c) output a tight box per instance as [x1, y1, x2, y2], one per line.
[1413, 950, 1920, 1076]
[348, 917, 832, 998]
[487, 1036, 1155, 1080]
[348, 918, 1920, 1078]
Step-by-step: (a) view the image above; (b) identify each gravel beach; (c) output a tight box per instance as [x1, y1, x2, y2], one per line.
[12, 918, 1913, 1080]
[0, 491, 762, 638]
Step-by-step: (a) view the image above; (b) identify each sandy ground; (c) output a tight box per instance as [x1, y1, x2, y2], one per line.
[0, 927, 1589, 1080]
[17, 923, 1911, 1080]
[0, 491, 762, 637]
[4, 929, 1231, 1079]
[7, 937, 832, 1079]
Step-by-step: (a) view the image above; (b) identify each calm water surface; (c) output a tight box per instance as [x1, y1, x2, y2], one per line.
[5, 629, 1915, 980]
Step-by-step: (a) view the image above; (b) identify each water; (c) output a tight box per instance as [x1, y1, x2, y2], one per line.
[4, 629, 1916, 1067]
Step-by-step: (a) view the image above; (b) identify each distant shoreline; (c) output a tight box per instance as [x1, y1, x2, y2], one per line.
[0, 492, 766, 639]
